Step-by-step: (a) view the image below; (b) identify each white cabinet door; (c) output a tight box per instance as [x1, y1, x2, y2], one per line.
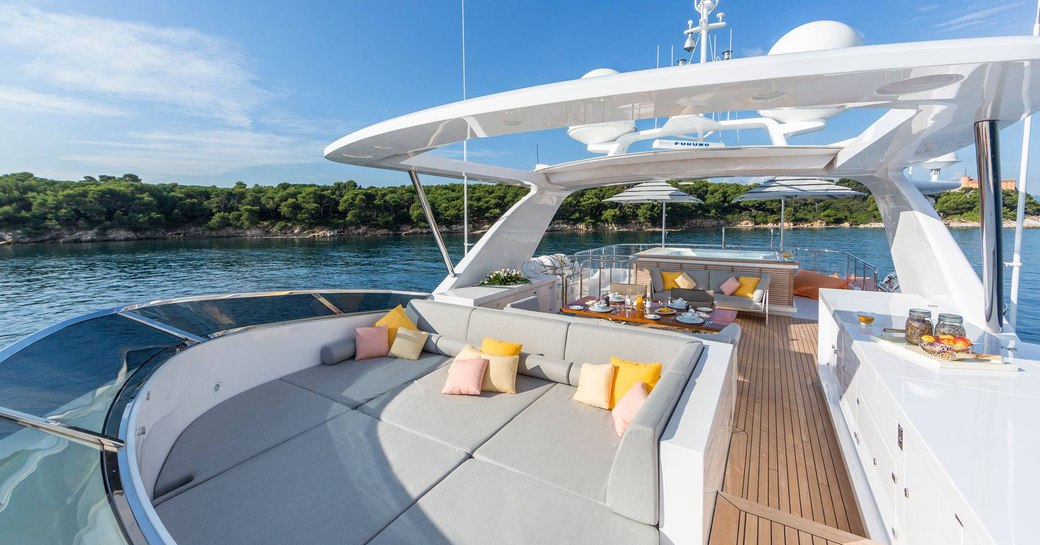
[901, 441, 964, 545]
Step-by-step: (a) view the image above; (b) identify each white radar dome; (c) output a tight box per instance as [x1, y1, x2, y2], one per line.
[567, 68, 638, 146]
[759, 21, 863, 124]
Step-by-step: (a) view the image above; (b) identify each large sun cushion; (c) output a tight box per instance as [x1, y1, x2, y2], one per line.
[156, 410, 467, 545]
[282, 351, 450, 408]
[367, 460, 658, 545]
[360, 367, 554, 453]
[152, 379, 350, 502]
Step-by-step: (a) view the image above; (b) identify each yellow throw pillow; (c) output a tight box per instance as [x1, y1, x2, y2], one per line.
[572, 363, 616, 409]
[674, 272, 697, 290]
[375, 305, 418, 346]
[455, 344, 519, 394]
[733, 276, 761, 299]
[388, 328, 430, 360]
[660, 271, 685, 291]
[481, 337, 523, 356]
[610, 357, 662, 409]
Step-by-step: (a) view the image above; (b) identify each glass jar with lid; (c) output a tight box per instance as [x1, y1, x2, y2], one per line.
[904, 308, 934, 345]
[934, 313, 966, 338]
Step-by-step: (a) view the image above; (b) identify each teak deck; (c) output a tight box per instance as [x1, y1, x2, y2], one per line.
[708, 315, 873, 545]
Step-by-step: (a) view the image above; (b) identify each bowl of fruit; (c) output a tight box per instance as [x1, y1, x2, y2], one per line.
[918, 334, 973, 360]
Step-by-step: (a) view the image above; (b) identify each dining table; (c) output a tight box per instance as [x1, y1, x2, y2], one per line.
[560, 297, 738, 334]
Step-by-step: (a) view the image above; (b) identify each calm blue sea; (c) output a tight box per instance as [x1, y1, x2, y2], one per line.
[1, 227, 1037, 349]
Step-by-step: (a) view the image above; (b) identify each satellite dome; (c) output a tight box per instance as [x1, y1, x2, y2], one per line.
[769, 20, 863, 55]
[567, 69, 637, 146]
[760, 21, 863, 124]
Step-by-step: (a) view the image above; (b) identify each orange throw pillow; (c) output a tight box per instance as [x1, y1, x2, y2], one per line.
[793, 270, 851, 299]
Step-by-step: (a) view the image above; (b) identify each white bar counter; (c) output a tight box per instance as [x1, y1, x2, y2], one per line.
[816, 289, 1040, 545]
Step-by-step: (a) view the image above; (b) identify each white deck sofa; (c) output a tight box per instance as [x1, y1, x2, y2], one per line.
[139, 300, 735, 545]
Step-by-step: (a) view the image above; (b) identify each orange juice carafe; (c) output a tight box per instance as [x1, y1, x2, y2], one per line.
[635, 295, 644, 312]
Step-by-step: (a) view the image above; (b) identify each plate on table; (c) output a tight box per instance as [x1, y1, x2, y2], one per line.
[588, 306, 613, 313]
[695, 311, 711, 319]
[675, 314, 705, 325]
[696, 306, 713, 312]
[608, 296, 626, 303]
[643, 314, 661, 320]
[656, 307, 676, 315]
[667, 301, 688, 310]
[568, 305, 586, 310]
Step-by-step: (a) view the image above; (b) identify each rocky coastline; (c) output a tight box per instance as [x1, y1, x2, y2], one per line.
[2, 216, 1037, 245]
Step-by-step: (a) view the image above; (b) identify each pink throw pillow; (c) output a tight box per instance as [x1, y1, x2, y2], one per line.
[442, 358, 489, 395]
[612, 382, 649, 436]
[719, 276, 741, 296]
[355, 326, 390, 360]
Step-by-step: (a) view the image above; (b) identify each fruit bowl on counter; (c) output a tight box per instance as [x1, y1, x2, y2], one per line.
[918, 334, 973, 360]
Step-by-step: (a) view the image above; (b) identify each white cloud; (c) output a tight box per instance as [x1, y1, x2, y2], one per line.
[932, 2, 1025, 32]
[0, 86, 129, 116]
[65, 129, 326, 178]
[0, 4, 269, 126]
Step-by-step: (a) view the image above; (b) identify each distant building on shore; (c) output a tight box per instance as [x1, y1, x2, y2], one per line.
[960, 176, 1017, 191]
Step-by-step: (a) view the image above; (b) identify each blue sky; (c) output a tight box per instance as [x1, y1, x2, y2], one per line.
[0, 0, 1036, 189]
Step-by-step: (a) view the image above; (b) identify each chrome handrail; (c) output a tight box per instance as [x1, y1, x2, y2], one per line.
[0, 406, 124, 452]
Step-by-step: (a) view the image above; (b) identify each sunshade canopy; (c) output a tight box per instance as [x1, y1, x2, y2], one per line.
[604, 180, 705, 204]
[732, 177, 867, 202]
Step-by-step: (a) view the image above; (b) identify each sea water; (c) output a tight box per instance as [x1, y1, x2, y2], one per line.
[1, 228, 1036, 348]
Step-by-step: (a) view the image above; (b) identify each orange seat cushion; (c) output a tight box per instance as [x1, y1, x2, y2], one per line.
[793, 270, 851, 299]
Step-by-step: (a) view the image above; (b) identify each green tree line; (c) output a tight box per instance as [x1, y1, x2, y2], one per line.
[0, 172, 1035, 235]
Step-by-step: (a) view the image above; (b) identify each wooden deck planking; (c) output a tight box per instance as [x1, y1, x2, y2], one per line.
[708, 315, 868, 545]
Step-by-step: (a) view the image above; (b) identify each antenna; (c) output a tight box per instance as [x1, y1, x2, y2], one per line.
[460, 0, 470, 255]
[683, 0, 727, 63]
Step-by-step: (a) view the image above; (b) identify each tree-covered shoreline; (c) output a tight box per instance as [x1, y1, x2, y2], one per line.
[1, 172, 1037, 244]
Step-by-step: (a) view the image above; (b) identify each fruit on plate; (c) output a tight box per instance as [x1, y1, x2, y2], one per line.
[953, 336, 973, 348]
[919, 340, 959, 360]
[920, 334, 936, 343]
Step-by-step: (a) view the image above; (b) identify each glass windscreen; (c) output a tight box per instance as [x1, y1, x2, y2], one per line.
[129, 293, 336, 337]
[318, 291, 425, 314]
[0, 421, 128, 545]
[0, 314, 182, 435]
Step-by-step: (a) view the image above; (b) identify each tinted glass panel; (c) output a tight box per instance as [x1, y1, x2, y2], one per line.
[0, 422, 128, 544]
[0, 315, 182, 433]
[130, 294, 335, 337]
[319, 291, 426, 314]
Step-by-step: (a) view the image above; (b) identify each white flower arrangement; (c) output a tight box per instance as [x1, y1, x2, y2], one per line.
[480, 268, 531, 286]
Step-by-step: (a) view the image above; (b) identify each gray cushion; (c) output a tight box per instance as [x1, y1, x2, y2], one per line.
[156, 411, 467, 545]
[360, 367, 554, 453]
[474, 384, 620, 503]
[564, 322, 697, 373]
[282, 352, 449, 407]
[367, 460, 659, 545]
[424, 333, 469, 356]
[687, 270, 710, 289]
[406, 299, 474, 340]
[607, 370, 690, 525]
[152, 379, 350, 502]
[646, 267, 664, 293]
[320, 337, 355, 365]
[714, 294, 764, 311]
[707, 270, 735, 291]
[520, 353, 573, 384]
[466, 307, 569, 359]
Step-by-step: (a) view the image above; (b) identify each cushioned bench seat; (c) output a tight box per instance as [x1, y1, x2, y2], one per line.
[282, 351, 450, 407]
[153, 379, 350, 502]
[156, 410, 466, 545]
[360, 366, 555, 453]
[475, 383, 619, 502]
[367, 460, 659, 545]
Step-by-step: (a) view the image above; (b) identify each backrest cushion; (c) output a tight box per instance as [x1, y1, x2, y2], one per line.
[707, 270, 732, 291]
[407, 299, 474, 340]
[687, 270, 710, 289]
[467, 308, 568, 359]
[646, 267, 664, 293]
[564, 322, 693, 373]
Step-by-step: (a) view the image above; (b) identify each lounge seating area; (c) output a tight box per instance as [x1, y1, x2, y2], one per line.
[145, 299, 728, 545]
[646, 267, 771, 321]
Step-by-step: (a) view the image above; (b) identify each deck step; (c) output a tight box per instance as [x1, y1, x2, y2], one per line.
[708, 492, 880, 545]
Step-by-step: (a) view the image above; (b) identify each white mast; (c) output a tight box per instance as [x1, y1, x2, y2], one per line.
[1009, 0, 1040, 329]
[684, 0, 727, 63]
[461, 0, 469, 255]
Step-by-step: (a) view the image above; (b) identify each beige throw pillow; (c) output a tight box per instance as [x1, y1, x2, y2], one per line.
[674, 272, 697, 289]
[455, 344, 519, 394]
[572, 363, 615, 409]
[388, 328, 430, 360]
